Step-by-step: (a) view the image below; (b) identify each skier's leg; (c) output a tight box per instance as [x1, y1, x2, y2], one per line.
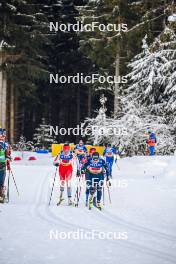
[97, 186, 102, 204]
[149, 146, 155, 156]
[109, 158, 114, 177]
[85, 172, 90, 206]
[0, 167, 6, 200]
[96, 174, 104, 209]
[92, 177, 99, 207]
[66, 165, 73, 205]
[57, 165, 66, 205]
[76, 155, 83, 176]
[88, 174, 97, 209]
[76, 155, 80, 176]
[59, 179, 65, 199]
[59, 170, 65, 195]
[107, 161, 112, 178]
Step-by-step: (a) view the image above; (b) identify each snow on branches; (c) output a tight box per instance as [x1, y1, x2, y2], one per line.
[125, 27, 176, 117]
[33, 118, 57, 150]
[82, 98, 175, 155]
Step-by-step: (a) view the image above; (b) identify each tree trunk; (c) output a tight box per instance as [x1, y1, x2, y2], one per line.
[114, 43, 120, 118]
[10, 83, 15, 144]
[76, 86, 80, 123]
[87, 86, 91, 117]
[0, 54, 7, 129]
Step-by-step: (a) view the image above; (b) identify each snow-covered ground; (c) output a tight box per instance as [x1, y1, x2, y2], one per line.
[0, 153, 176, 264]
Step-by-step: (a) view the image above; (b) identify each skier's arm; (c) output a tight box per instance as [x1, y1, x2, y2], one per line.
[84, 146, 88, 154]
[102, 160, 110, 180]
[81, 161, 89, 174]
[113, 148, 118, 162]
[53, 154, 60, 166]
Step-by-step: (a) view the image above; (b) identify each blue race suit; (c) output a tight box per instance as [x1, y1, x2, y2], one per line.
[82, 158, 109, 203]
[103, 147, 117, 176]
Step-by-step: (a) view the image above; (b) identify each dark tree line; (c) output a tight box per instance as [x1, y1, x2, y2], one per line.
[0, 0, 175, 142]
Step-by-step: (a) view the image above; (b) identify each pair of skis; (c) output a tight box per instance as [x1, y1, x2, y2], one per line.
[57, 198, 73, 206]
[88, 197, 102, 211]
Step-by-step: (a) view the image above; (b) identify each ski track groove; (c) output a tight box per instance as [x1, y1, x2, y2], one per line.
[28, 169, 176, 264]
[98, 208, 176, 242]
[47, 205, 176, 263]
[78, 189, 176, 243]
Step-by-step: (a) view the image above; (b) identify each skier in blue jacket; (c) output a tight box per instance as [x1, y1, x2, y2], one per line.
[103, 144, 117, 177]
[81, 152, 110, 210]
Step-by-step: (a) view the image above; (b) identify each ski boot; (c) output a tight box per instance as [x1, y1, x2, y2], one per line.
[0, 187, 5, 203]
[57, 193, 64, 206]
[88, 195, 93, 210]
[68, 198, 73, 206]
[96, 201, 102, 211]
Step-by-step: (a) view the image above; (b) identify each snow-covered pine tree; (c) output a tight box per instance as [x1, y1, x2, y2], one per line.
[82, 97, 175, 155]
[125, 25, 176, 118]
[77, 0, 170, 117]
[125, 34, 165, 114]
[14, 135, 35, 159]
[33, 118, 57, 150]
[159, 27, 176, 119]
[82, 94, 110, 145]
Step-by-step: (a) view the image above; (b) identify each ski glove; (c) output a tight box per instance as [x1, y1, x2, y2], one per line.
[54, 162, 59, 167]
[81, 169, 85, 175]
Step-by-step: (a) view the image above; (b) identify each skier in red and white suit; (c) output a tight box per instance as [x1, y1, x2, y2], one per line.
[54, 143, 74, 205]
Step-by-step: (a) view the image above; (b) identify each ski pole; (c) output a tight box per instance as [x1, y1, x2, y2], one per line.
[106, 181, 112, 204]
[115, 161, 120, 170]
[48, 167, 57, 206]
[6, 170, 10, 202]
[10, 169, 20, 197]
[103, 185, 105, 206]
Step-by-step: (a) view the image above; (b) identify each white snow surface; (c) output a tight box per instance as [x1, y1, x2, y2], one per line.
[0, 153, 176, 264]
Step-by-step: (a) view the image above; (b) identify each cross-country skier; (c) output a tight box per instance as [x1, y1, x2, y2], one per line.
[74, 140, 88, 176]
[74, 140, 87, 160]
[146, 131, 157, 156]
[0, 128, 11, 203]
[54, 143, 74, 206]
[79, 147, 96, 168]
[81, 152, 110, 210]
[79, 147, 97, 206]
[103, 143, 117, 177]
